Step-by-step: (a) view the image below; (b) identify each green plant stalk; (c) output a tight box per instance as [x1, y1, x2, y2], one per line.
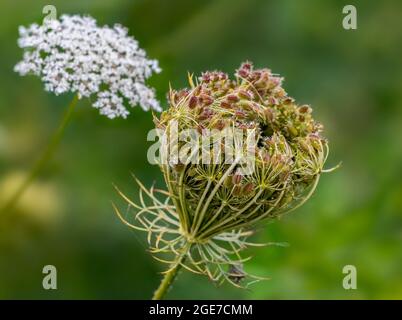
[0, 95, 79, 214]
[152, 253, 186, 300]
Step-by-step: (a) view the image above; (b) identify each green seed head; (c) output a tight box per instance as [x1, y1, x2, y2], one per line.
[156, 62, 328, 236]
[116, 62, 336, 287]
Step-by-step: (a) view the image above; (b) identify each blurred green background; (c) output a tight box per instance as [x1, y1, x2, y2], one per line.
[0, 0, 401, 299]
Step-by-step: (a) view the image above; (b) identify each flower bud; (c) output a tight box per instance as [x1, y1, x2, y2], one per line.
[232, 173, 243, 185]
[299, 105, 311, 113]
[188, 96, 198, 109]
[200, 94, 214, 106]
[237, 69, 249, 78]
[235, 110, 246, 118]
[213, 120, 226, 130]
[238, 90, 252, 100]
[242, 182, 254, 195]
[267, 97, 278, 105]
[220, 101, 232, 109]
[227, 94, 239, 102]
[198, 108, 213, 120]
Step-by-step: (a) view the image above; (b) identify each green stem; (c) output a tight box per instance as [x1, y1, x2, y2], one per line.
[152, 254, 186, 300]
[0, 95, 79, 214]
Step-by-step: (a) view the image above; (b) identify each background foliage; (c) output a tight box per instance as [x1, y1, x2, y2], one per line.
[0, 0, 401, 299]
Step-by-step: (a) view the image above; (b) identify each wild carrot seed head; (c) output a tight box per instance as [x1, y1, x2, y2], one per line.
[116, 62, 335, 287]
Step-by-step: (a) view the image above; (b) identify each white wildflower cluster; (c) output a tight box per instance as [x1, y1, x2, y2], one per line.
[14, 15, 161, 119]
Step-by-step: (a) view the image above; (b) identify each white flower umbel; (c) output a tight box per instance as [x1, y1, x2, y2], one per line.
[14, 14, 161, 119]
[1, 15, 162, 216]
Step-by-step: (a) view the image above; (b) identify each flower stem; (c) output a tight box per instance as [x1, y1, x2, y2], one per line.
[0, 95, 79, 214]
[152, 254, 186, 300]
